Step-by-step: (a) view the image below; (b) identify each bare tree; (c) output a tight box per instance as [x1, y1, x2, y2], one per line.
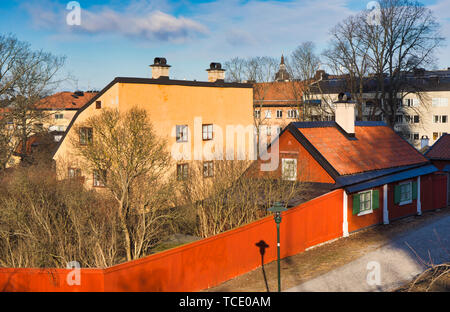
[286, 42, 322, 121]
[0, 34, 66, 166]
[322, 14, 370, 120]
[321, 0, 443, 128]
[180, 160, 300, 238]
[224, 56, 280, 154]
[71, 107, 177, 262]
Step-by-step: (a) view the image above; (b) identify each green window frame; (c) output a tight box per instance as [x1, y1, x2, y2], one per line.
[353, 189, 379, 216]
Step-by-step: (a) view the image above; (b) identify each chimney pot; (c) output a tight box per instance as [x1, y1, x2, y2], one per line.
[150, 57, 171, 79]
[207, 62, 225, 82]
[335, 92, 355, 136]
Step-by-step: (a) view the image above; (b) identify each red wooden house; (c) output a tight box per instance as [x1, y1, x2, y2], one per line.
[425, 134, 450, 206]
[260, 98, 448, 235]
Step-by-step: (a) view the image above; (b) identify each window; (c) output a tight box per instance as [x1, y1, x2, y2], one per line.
[434, 115, 448, 123]
[396, 115, 403, 123]
[397, 182, 413, 205]
[281, 158, 297, 181]
[68, 168, 81, 179]
[394, 180, 418, 205]
[413, 115, 419, 123]
[96, 101, 102, 109]
[287, 109, 299, 119]
[176, 125, 188, 142]
[413, 133, 419, 141]
[203, 161, 214, 178]
[359, 191, 372, 214]
[404, 115, 412, 123]
[177, 163, 189, 181]
[433, 132, 439, 140]
[202, 124, 213, 141]
[404, 98, 413, 107]
[266, 126, 271, 136]
[93, 170, 106, 187]
[352, 189, 379, 216]
[432, 98, 449, 107]
[365, 100, 375, 107]
[79, 127, 93, 145]
[276, 110, 283, 118]
[265, 110, 272, 119]
[54, 113, 64, 119]
[254, 110, 261, 118]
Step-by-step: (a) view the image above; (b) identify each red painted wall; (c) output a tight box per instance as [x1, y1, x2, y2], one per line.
[260, 130, 335, 184]
[0, 268, 103, 292]
[103, 189, 343, 291]
[432, 173, 447, 210]
[347, 186, 384, 233]
[0, 189, 344, 292]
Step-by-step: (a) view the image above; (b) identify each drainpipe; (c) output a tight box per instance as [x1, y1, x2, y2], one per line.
[383, 184, 389, 224]
[417, 176, 422, 216]
[343, 190, 349, 237]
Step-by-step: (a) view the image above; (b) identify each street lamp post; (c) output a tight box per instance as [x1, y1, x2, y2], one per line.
[268, 202, 288, 292]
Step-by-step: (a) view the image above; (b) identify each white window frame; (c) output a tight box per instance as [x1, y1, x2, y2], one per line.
[357, 190, 373, 216]
[202, 124, 213, 141]
[281, 158, 297, 181]
[287, 109, 298, 119]
[276, 110, 283, 118]
[399, 181, 413, 206]
[265, 110, 272, 119]
[176, 125, 188, 143]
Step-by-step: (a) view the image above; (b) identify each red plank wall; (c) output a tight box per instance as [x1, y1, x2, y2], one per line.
[0, 189, 344, 292]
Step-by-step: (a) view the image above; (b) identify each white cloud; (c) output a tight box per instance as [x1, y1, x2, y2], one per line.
[22, 0, 208, 43]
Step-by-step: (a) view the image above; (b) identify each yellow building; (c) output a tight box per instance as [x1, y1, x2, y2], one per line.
[52, 58, 254, 187]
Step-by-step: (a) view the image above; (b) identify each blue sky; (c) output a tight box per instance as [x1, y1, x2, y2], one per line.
[1, 0, 449, 91]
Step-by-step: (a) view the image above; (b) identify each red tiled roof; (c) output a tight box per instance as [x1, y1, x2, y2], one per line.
[425, 134, 450, 160]
[253, 81, 304, 105]
[35, 91, 98, 110]
[297, 124, 428, 176]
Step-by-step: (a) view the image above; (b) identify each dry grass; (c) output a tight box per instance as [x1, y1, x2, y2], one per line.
[396, 263, 450, 292]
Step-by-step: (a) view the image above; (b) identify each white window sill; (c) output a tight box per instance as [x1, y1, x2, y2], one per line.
[358, 209, 373, 217]
[399, 199, 412, 206]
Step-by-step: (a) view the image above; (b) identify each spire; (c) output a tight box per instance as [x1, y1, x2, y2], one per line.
[281, 54, 285, 65]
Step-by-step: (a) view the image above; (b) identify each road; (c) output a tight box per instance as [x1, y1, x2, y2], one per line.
[286, 213, 450, 292]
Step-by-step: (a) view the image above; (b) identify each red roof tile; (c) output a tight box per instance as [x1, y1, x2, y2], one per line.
[297, 124, 428, 176]
[36, 91, 98, 110]
[425, 134, 450, 160]
[253, 81, 304, 105]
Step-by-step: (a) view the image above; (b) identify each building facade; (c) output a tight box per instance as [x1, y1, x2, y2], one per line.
[306, 69, 450, 149]
[52, 59, 254, 187]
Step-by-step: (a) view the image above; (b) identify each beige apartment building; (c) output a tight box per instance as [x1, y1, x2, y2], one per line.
[52, 58, 254, 187]
[36, 91, 98, 142]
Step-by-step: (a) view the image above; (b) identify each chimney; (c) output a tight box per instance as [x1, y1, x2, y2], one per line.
[420, 135, 429, 150]
[206, 62, 225, 82]
[334, 92, 355, 136]
[150, 57, 171, 79]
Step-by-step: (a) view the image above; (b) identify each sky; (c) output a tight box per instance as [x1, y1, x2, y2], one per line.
[1, 0, 449, 91]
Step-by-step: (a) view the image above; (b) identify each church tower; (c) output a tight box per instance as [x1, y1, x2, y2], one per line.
[274, 54, 291, 82]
